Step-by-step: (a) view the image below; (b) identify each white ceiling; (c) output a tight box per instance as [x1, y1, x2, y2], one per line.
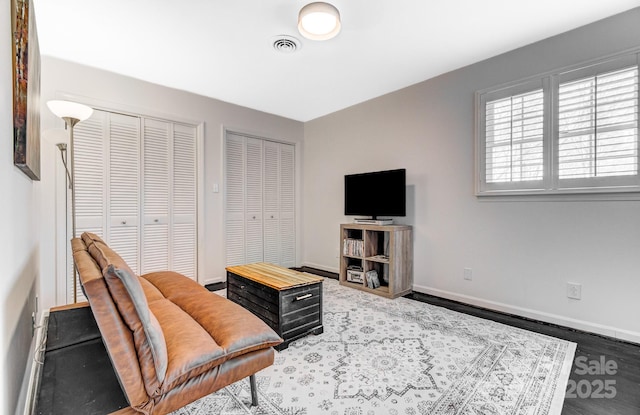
[33, 0, 640, 122]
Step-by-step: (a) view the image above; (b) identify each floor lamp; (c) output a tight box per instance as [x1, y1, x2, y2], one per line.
[47, 100, 94, 303]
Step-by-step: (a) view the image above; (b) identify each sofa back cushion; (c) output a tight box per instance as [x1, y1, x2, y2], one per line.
[82, 232, 168, 388]
[104, 265, 168, 386]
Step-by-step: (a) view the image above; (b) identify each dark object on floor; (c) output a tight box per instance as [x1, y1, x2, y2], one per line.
[35, 304, 129, 415]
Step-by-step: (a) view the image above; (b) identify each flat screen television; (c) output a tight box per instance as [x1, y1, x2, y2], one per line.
[344, 169, 406, 219]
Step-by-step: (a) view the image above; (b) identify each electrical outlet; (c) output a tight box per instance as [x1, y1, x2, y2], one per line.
[567, 282, 582, 300]
[463, 268, 472, 281]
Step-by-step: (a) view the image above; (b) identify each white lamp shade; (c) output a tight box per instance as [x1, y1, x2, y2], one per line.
[47, 100, 94, 122]
[298, 2, 341, 41]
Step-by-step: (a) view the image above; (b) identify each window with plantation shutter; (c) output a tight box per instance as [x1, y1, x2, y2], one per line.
[557, 65, 638, 185]
[476, 51, 640, 197]
[485, 89, 544, 184]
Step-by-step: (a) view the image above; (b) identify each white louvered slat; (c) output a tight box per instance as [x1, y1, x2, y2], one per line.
[172, 124, 197, 279]
[225, 134, 246, 265]
[173, 125, 197, 216]
[280, 218, 296, 268]
[245, 138, 263, 262]
[107, 113, 140, 273]
[559, 66, 638, 179]
[245, 217, 264, 263]
[280, 144, 295, 215]
[109, 113, 140, 218]
[74, 110, 106, 228]
[485, 90, 544, 183]
[225, 220, 245, 266]
[226, 135, 245, 216]
[172, 223, 196, 279]
[246, 138, 263, 214]
[72, 110, 108, 303]
[263, 217, 279, 264]
[142, 119, 170, 274]
[264, 141, 279, 215]
[142, 224, 169, 273]
[143, 119, 170, 217]
[279, 144, 295, 267]
[263, 141, 280, 264]
[109, 226, 139, 273]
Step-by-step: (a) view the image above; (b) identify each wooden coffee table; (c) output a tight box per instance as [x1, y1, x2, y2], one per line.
[226, 263, 324, 350]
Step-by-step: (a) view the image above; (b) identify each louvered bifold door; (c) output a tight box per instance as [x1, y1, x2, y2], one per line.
[225, 133, 246, 266]
[107, 113, 141, 273]
[263, 141, 280, 264]
[71, 110, 108, 302]
[279, 143, 296, 268]
[171, 124, 197, 279]
[245, 137, 264, 263]
[141, 119, 170, 274]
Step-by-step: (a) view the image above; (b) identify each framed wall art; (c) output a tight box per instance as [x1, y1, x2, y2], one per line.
[12, 0, 41, 180]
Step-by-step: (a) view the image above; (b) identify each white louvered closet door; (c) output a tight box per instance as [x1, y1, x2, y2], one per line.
[74, 110, 107, 239]
[142, 119, 170, 274]
[72, 110, 140, 301]
[245, 138, 264, 263]
[279, 143, 296, 268]
[71, 109, 199, 303]
[224, 133, 295, 268]
[72, 110, 108, 303]
[263, 141, 280, 264]
[225, 133, 246, 266]
[172, 124, 197, 279]
[141, 119, 198, 279]
[107, 113, 141, 272]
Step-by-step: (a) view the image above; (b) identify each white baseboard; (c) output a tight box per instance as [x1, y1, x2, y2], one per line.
[302, 262, 339, 275]
[413, 284, 640, 345]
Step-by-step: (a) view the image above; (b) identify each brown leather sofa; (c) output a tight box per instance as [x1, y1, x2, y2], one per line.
[72, 232, 282, 415]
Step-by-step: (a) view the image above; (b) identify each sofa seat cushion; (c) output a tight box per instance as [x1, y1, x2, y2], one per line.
[149, 299, 224, 394]
[142, 271, 283, 360]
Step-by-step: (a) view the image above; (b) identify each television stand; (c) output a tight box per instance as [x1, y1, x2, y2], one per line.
[340, 223, 413, 298]
[354, 218, 394, 225]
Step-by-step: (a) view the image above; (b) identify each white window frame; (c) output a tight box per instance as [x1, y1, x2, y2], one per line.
[476, 51, 640, 198]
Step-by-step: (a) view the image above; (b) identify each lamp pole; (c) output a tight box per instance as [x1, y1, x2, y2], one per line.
[48, 100, 93, 303]
[62, 117, 79, 240]
[63, 117, 80, 302]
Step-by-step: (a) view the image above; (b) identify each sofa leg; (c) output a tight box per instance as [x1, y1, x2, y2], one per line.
[249, 374, 258, 406]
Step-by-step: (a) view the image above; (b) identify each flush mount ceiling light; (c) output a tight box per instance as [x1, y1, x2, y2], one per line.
[298, 2, 341, 41]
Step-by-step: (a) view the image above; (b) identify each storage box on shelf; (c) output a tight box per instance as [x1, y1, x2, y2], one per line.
[339, 223, 413, 298]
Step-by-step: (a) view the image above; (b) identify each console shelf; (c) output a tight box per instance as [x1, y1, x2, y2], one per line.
[339, 223, 413, 298]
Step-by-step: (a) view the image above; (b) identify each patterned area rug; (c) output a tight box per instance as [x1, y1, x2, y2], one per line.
[174, 278, 575, 415]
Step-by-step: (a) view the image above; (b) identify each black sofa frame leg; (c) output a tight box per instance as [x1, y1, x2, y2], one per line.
[250, 374, 258, 406]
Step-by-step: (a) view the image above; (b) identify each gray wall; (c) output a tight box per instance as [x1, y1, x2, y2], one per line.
[303, 8, 640, 342]
[1, 0, 40, 412]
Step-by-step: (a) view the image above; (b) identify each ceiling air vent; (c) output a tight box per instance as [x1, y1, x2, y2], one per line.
[272, 35, 301, 53]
